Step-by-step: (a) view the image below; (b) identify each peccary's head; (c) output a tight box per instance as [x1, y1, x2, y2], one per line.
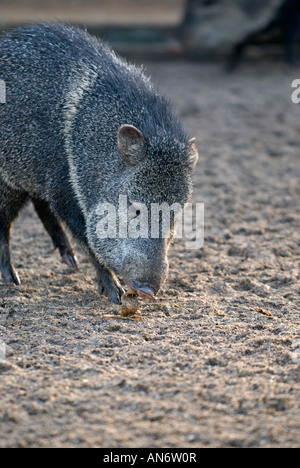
[87, 124, 198, 299]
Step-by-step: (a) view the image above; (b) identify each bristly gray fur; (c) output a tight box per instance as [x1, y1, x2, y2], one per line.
[0, 23, 197, 303]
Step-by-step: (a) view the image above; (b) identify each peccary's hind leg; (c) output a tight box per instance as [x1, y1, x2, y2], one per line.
[0, 181, 29, 285]
[32, 199, 78, 270]
[0, 228, 21, 285]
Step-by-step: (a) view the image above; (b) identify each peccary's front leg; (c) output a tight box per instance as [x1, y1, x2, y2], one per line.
[32, 198, 78, 270]
[91, 257, 125, 304]
[49, 196, 124, 303]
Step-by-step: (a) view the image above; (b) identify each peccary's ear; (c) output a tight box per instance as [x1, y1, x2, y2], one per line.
[117, 124, 146, 166]
[187, 137, 198, 171]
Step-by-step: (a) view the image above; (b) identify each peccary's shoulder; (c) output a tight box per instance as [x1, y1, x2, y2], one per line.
[0, 22, 111, 66]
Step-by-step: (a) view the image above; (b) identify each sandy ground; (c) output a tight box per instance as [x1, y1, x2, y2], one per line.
[0, 57, 300, 448]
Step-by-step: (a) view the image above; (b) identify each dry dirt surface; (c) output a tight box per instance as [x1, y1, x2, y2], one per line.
[0, 59, 300, 448]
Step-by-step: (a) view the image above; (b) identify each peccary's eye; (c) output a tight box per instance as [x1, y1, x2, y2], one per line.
[128, 202, 143, 220]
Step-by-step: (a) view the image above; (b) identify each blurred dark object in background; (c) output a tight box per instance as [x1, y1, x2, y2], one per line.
[0, 0, 184, 60]
[0, 0, 183, 26]
[178, 0, 300, 68]
[1, 0, 299, 65]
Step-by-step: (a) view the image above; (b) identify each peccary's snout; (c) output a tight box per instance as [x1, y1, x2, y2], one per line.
[131, 282, 157, 302]
[121, 240, 169, 301]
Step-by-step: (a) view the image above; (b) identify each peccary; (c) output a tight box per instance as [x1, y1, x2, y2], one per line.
[179, 0, 300, 69]
[0, 23, 198, 304]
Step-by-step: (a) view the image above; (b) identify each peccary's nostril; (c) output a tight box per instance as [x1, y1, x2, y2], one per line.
[131, 281, 157, 301]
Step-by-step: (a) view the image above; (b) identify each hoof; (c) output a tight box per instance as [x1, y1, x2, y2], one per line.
[1, 264, 21, 286]
[98, 277, 125, 304]
[61, 253, 79, 270]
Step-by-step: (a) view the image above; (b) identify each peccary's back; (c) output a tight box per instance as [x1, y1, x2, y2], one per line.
[0, 23, 186, 202]
[0, 23, 99, 194]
